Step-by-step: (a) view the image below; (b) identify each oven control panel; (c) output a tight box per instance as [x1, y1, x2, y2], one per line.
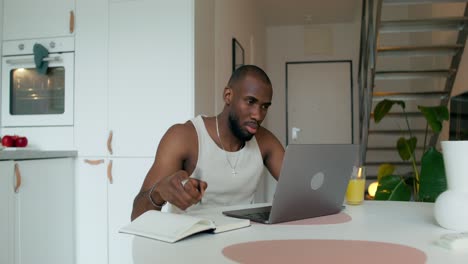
[2, 36, 74, 56]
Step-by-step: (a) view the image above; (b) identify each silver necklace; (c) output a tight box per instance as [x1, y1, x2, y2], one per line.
[215, 116, 240, 175]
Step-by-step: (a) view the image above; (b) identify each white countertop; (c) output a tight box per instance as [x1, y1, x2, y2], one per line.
[0, 149, 77, 160]
[129, 201, 468, 264]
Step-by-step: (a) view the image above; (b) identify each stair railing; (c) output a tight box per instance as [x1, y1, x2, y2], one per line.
[358, 0, 383, 166]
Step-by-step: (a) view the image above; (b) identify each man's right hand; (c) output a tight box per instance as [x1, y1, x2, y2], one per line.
[153, 170, 207, 211]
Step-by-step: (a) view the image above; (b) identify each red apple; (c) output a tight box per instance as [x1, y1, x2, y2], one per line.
[15, 137, 28, 148]
[1, 135, 15, 147]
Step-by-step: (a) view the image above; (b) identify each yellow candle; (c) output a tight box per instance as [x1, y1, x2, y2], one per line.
[346, 179, 365, 205]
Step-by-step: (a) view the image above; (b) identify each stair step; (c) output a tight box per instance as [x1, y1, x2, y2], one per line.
[383, 0, 468, 5]
[365, 161, 421, 166]
[378, 44, 464, 57]
[368, 129, 429, 135]
[367, 146, 425, 151]
[370, 112, 424, 118]
[372, 91, 449, 101]
[365, 175, 413, 180]
[375, 69, 454, 80]
[380, 17, 468, 33]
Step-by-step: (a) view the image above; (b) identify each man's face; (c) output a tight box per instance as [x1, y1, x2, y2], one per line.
[227, 75, 272, 141]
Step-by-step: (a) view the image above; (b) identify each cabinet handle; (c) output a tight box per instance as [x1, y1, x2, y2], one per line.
[107, 160, 113, 184]
[107, 130, 114, 155]
[69, 11, 75, 33]
[84, 159, 105, 165]
[14, 163, 22, 193]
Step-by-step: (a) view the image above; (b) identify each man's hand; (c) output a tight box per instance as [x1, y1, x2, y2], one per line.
[155, 170, 207, 211]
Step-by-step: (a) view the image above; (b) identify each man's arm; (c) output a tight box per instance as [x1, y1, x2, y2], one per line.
[256, 127, 285, 180]
[131, 123, 207, 221]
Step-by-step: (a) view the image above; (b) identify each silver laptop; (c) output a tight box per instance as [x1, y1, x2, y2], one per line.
[222, 144, 359, 224]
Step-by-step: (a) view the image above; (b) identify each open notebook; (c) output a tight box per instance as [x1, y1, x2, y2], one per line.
[119, 210, 250, 243]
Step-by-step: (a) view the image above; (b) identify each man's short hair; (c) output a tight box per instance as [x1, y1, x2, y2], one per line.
[227, 65, 272, 88]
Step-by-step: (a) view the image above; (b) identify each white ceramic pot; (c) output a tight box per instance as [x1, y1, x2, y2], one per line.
[441, 141, 468, 192]
[434, 141, 468, 231]
[434, 190, 468, 231]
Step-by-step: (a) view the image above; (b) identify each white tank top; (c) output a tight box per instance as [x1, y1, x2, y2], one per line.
[164, 115, 264, 213]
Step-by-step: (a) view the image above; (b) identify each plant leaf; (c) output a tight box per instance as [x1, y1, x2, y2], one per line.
[377, 163, 396, 182]
[397, 137, 417, 161]
[419, 147, 447, 202]
[418, 106, 449, 133]
[373, 99, 406, 123]
[374, 175, 411, 201]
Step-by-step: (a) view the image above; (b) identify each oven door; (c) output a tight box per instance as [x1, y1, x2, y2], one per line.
[1, 52, 74, 127]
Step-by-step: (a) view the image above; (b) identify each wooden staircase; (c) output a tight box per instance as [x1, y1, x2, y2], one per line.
[358, 0, 468, 180]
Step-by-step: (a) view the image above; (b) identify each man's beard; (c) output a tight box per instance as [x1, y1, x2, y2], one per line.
[228, 111, 255, 142]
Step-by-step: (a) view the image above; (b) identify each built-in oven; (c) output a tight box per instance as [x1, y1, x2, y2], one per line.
[1, 37, 74, 127]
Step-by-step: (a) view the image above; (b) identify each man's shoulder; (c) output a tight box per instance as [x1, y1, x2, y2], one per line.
[255, 126, 279, 146]
[255, 126, 285, 166]
[256, 126, 274, 139]
[166, 120, 196, 139]
[155, 120, 198, 165]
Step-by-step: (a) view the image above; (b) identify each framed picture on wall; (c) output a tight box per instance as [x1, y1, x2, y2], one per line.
[232, 38, 245, 72]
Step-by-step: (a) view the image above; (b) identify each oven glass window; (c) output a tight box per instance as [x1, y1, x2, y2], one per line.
[10, 67, 65, 115]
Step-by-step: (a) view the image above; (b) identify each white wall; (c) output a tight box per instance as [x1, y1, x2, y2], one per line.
[195, 0, 215, 116]
[265, 23, 361, 146]
[263, 22, 361, 200]
[213, 0, 266, 112]
[194, 0, 266, 115]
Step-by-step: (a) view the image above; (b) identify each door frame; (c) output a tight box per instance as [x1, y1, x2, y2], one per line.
[285, 60, 354, 145]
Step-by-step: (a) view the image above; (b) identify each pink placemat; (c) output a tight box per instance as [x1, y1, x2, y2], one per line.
[278, 212, 352, 225]
[223, 239, 427, 264]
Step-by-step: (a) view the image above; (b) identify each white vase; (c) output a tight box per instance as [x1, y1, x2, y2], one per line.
[434, 141, 468, 231]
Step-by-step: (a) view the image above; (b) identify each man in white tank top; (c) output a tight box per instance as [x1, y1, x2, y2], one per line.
[131, 65, 284, 220]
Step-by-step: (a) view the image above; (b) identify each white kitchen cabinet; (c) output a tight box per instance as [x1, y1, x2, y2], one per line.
[74, 1, 196, 264]
[74, 0, 109, 156]
[3, 0, 75, 40]
[75, 157, 152, 264]
[108, 0, 194, 157]
[0, 158, 74, 264]
[0, 161, 15, 264]
[108, 158, 153, 264]
[75, 158, 108, 264]
[75, 0, 194, 157]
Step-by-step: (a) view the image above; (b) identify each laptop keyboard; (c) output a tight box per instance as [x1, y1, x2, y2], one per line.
[244, 211, 271, 222]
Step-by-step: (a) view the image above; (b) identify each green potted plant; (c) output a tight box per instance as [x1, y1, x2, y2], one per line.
[372, 99, 449, 202]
